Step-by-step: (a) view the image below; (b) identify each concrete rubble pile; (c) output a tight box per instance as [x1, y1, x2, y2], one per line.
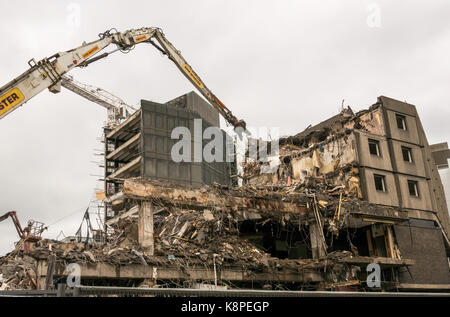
[0, 243, 37, 290]
[0, 177, 386, 291]
[101, 177, 410, 289]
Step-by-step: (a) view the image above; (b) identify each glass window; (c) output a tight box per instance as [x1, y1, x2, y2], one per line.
[401, 146, 413, 162]
[396, 114, 407, 130]
[408, 180, 419, 197]
[374, 174, 387, 192]
[368, 139, 381, 156]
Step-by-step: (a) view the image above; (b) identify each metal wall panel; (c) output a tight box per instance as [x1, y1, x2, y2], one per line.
[141, 99, 232, 186]
[166, 91, 220, 127]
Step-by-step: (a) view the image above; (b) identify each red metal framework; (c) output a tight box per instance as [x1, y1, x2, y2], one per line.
[0, 211, 47, 243]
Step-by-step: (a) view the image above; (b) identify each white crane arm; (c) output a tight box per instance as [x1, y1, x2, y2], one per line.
[0, 27, 246, 130]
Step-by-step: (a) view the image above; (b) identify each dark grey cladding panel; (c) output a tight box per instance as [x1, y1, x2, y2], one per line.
[141, 100, 194, 136]
[187, 91, 220, 127]
[144, 158, 193, 183]
[166, 91, 220, 127]
[140, 99, 232, 186]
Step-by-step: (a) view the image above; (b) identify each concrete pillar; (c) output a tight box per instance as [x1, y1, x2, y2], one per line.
[44, 255, 56, 290]
[36, 260, 47, 290]
[57, 283, 67, 297]
[310, 222, 326, 259]
[138, 201, 154, 255]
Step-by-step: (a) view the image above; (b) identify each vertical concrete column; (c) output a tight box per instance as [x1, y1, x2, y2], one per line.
[36, 260, 47, 290]
[138, 201, 154, 255]
[310, 222, 326, 259]
[44, 255, 56, 290]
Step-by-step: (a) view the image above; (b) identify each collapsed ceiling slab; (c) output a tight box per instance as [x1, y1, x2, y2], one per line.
[121, 178, 310, 214]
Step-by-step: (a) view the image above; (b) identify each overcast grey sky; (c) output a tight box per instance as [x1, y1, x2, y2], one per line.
[1, 0, 449, 255]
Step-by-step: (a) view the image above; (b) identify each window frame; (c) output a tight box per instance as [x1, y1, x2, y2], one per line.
[368, 139, 381, 156]
[374, 174, 387, 192]
[396, 114, 407, 130]
[401, 146, 413, 163]
[407, 180, 420, 197]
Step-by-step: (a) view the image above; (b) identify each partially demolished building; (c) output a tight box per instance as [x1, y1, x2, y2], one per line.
[104, 92, 236, 224]
[1, 95, 449, 292]
[244, 95, 450, 288]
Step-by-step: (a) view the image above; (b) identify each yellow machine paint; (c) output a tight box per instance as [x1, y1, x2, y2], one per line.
[183, 64, 203, 88]
[135, 35, 147, 43]
[0, 88, 25, 116]
[82, 45, 100, 59]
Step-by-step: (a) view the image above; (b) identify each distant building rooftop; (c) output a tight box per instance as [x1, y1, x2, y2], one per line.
[430, 142, 450, 168]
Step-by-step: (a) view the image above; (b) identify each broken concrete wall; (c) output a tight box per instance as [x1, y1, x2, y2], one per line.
[291, 133, 358, 179]
[344, 107, 385, 136]
[244, 106, 385, 193]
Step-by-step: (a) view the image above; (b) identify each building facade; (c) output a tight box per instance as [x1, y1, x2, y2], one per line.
[103, 92, 235, 224]
[430, 142, 450, 217]
[245, 96, 450, 288]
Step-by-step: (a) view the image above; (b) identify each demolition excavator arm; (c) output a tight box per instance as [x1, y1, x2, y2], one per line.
[0, 211, 25, 240]
[0, 211, 47, 242]
[0, 27, 246, 130]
